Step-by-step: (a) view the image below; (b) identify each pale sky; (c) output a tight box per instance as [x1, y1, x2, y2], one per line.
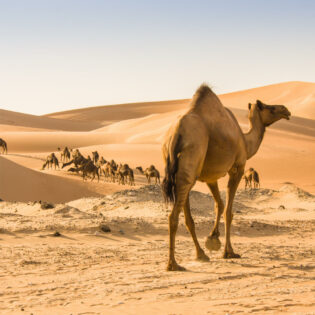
[0, 0, 314, 115]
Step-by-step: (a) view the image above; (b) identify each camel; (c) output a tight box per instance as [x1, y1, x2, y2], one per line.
[106, 160, 118, 182]
[244, 168, 260, 189]
[42, 153, 59, 170]
[58, 147, 71, 162]
[92, 151, 99, 164]
[136, 165, 160, 184]
[162, 84, 290, 271]
[71, 149, 81, 159]
[0, 138, 8, 154]
[98, 156, 107, 166]
[62, 151, 89, 169]
[77, 160, 100, 182]
[116, 164, 135, 186]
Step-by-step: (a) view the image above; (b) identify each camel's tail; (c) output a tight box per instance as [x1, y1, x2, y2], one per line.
[161, 134, 182, 203]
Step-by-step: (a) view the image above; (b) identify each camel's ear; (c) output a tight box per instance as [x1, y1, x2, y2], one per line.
[256, 100, 263, 110]
[248, 103, 251, 110]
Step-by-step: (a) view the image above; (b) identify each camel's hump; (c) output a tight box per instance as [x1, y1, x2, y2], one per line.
[190, 84, 224, 110]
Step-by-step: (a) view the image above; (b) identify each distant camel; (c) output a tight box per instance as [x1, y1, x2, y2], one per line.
[116, 164, 135, 185]
[42, 153, 59, 170]
[136, 165, 160, 184]
[71, 149, 81, 159]
[98, 156, 107, 166]
[58, 147, 71, 162]
[0, 138, 8, 154]
[77, 160, 100, 182]
[244, 168, 260, 189]
[62, 151, 89, 169]
[92, 151, 99, 164]
[162, 84, 290, 271]
[104, 160, 118, 182]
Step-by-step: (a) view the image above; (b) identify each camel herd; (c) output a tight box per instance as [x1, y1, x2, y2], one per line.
[1, 137, 260, 190]
[40, 147, 161, 186]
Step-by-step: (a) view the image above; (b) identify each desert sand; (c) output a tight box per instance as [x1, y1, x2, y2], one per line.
[0, 81, 314, 314]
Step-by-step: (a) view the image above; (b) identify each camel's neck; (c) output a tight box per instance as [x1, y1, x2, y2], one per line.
[243, 111, 266, 160]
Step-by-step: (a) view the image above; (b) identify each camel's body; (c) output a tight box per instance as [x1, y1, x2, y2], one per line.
[0, 138, 7, 154]
[62, 151, 99, 181]
[62, 151, 89, 169]
[244, 168, 260, 189]
[98, 157, 107, 166]
[59, 147, 71, 162]
[77, 160, 100, 182]
[103, 160, 118, 182]
[116, 164, 135, 186]
[136, 166, 160, 184]
[162, 84, 291, 271]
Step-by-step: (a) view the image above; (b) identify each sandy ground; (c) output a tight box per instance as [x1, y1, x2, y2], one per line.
[0, 185, 314, 314]
[0, 81, 314, 314]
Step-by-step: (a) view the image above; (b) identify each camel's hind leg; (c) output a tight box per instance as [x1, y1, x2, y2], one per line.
[167, 153, 207, 270]
[184, 198, 209, 262]
[167, 183, 192, 271]
[205, 182, 224, 252]
[223, 167, 244, 259]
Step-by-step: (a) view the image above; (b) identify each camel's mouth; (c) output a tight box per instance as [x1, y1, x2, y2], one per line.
[282, 110, 291, 120]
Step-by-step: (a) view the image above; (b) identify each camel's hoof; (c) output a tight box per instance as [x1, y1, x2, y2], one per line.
[223, 252, 241, 259]
[205, 235, 221, 251]
[196, 251, 210, 262]
[166, 262, 186, 271]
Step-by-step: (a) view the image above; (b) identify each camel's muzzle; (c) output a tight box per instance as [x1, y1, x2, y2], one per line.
[282, 109, 291, 120]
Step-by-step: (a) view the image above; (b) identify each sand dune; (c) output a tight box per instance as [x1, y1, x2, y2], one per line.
[220, 81, 315, 120]
[0, 156, 101, 203]
[1, 89, 315, 196]
[0, 109, 102, 132]
[44, 99, 190, 125]
[44, 81, 314, 123]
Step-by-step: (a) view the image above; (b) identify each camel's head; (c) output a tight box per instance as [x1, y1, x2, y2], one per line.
[248, 100, 291, 126]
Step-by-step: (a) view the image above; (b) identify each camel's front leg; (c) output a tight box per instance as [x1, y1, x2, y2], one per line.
[223, 167, 244, 259]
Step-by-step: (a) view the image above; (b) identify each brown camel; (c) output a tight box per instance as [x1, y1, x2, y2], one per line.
[104, 160, 118, 182]
[162, 84, 290, 271]
[77, 160, 100, 182]
[59, 147, 71, 162]
[71, 149, 81, 159]
[92, 151, 99, 164]
[116, 164, 135, 186]
[73, 161, 100, 181]
[0, 138, 8, 154]
[62, 151, 89, 169]
[136, 165, 160, 184]
[42, 153, 59, 170]
[98, 156, 107, 166]
[244, 168, 260, 189]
